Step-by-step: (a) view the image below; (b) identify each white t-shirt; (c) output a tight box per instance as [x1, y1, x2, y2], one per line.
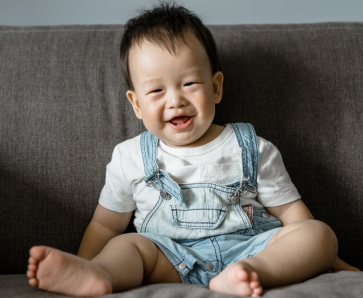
[99, 124, 301, 232]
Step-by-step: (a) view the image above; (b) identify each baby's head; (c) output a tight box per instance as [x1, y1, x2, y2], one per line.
[120, 1, 224, 148]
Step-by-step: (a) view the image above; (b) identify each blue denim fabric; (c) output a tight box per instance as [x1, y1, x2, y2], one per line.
[139, 208, 281, 285]
[138, 122, 282, 285]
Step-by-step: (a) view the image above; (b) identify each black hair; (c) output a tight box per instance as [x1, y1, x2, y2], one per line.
[120, 0, 221, 90]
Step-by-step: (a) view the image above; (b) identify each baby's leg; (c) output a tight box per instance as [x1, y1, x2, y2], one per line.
[209, 219, 338, 297]
[27, 234, 182, 297]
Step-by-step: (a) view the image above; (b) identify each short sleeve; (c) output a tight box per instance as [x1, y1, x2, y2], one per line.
[98, 144, 136, 213]
[257, 141, 301, 207]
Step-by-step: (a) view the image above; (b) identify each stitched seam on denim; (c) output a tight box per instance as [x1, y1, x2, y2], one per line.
[172, 215, 226, 224]
[214, 239, 223, 272]
[140, 132, 150, 180]
[172, 224, 221, 228]
[151, 134, 158, 173]
[236, 122, 259, 190]
[151, 240, 183, 265]
[171, 221, 224, 228]
[149, 133, 155, 178]
[210, 237, 219, 272]
[236, 204, 249, 227]
[256, 220, 281, 227]
[256, 218, 280, 223]
[230, 123, 251, 188]
[221, 260, 228, 268]
[179, 183, 237, 194]
[140, 196, 163, 232]
[171, 208, 226, 227]
[223, 181, 242, 188]
[187, 274, 204, 285]
[210, 238, 218, 263]
[245, 123, 255, 181]
[247, 123, 259, 184]
[144, 131, 181, 199]
[180, 180, 253, 194]
[160, 171, 181, 200]
[236, 123, 257, 188]
[252, 218, 259, 231]
[235, 204, 253, 236]
[174, 225, 218, 228]
[210, 237, 222, 272]
[248, 227, 256, 236]
[235, 123, 252, 184]
[143, 132, 182, 200]
[171, 207, 227, 211]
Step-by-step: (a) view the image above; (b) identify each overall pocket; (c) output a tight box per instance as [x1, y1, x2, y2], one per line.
[237, 204, 255, 236]
[170, 203, 227, 229]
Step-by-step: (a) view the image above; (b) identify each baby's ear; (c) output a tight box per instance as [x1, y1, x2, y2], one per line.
[212, 71, 224, 104]
[126, 90, 143, 119]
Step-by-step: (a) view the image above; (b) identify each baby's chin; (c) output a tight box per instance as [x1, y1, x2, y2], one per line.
[161, 139, 197, 148]
[160, 135, 202, 148]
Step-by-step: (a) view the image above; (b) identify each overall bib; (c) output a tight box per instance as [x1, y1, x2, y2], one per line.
[138, 122, 282, 285]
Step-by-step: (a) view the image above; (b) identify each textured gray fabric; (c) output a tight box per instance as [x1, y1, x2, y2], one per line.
[0, 25, 140, 275]
[1, 272, 362, 298]
[0, 22, 363, 296]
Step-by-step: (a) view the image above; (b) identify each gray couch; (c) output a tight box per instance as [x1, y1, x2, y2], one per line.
[1, 22, 363, 297]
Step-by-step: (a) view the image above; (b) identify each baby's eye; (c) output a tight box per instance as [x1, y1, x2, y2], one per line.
[151, 89, 162, 93]
[184, 82, 195, 86]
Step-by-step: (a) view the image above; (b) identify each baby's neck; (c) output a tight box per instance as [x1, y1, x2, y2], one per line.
[166, 124, 225, 148]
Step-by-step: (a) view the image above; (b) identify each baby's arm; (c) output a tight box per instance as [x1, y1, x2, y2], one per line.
[77, 203, 133, 260]
[265, 198, 313, 226]
[265, 199, 361, 272]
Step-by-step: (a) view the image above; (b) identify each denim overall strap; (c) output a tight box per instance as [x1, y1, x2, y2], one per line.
[140, 131, 183, 203]
[228, 123, 259, 193]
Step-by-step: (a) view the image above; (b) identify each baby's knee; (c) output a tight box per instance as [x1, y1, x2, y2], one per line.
[308, 220, 338, 253]
[108, 234, 159, 282]
[110, 234, 157, 253]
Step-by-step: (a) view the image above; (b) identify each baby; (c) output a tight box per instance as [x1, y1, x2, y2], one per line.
[26, 2, 360, 297]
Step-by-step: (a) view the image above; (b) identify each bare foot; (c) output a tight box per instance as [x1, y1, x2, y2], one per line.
[209, 261, 263, 297]
[26, 246, 112, 297]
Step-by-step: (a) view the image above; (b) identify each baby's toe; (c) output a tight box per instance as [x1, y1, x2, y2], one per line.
[28, 263, 37, 271]
[252, 286, 263, 297]
[28, 277, 38, 287]
[250, 280, 260, 289]
[26, 270, 35, 279]
[236, 267, 249, 281]
[29, 246, 49, 261]
[28, 256, 37, 265]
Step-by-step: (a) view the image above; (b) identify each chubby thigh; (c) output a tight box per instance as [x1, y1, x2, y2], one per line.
[139, 235, 183, 285]
[93, 233, 182, 292]
[122, 233, 182, 285]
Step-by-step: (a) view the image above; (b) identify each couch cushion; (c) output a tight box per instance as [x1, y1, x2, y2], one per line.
[0, 272, 362, 297]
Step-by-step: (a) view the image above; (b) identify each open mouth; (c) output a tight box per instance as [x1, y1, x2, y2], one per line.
[169, 116, 191, 125]
[168, 116, 193, 129]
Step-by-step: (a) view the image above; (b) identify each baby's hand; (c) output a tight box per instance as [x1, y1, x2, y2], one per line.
[329, 257, 361, 273]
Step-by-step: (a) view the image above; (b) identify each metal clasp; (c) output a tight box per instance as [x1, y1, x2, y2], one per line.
[146, 168, 170, 200]
[227, 176, 257, 205]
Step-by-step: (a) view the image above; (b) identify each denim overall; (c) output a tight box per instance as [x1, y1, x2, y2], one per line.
[138, 122, 282, 285]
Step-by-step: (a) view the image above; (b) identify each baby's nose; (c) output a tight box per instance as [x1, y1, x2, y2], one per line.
[167, 93, 187, 108]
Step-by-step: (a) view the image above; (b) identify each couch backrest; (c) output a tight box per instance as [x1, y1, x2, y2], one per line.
[0, 23, 362, 274]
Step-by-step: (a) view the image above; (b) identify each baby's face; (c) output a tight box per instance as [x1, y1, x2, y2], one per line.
[126, 31, 223, 147]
